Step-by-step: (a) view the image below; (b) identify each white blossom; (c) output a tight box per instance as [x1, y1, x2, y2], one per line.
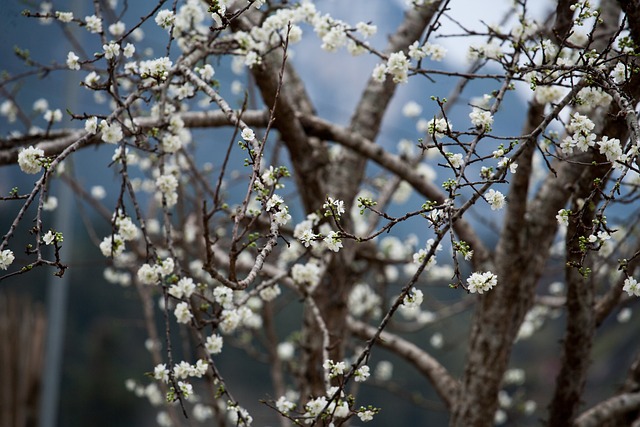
[137, 263, 159, 285]
[485, 189, 506, 210]
[153, 364, 169, 383]
[467, 271, 498, 294]
[402, 101, 422, 118]
[0, 250, 15, 270]
[354, 365, 370, 382]
[291, 262, 321, 287]
[66, 51, 80, 70]
[85, 116, 98, 134]
[123, 43, 135, 58]
[277, 342, 294, 361]
[99, 234, 125, 258]
[205, 334, 223, 354]
[275, 396, 296, 414]
[55, 11, 74, 22]
[155, 10, 175, 29]
[469, 107, 493, 131]
[43, 109, 62, 122]
[108, 21, 125, 37]
[85, 15, 102, 33]
[386, 51, 410, 84]
[259, 285, 281, 301]
[43, 230, 55, 245]
[174, 302, 193, 324]
[103, 42, 120, 60]
[18, 146, 44, 174]
[623, 277, 640, 297]
[100, 121, 123, 144]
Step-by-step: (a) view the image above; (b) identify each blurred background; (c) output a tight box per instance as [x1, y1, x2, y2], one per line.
[0, 1, 638, 426]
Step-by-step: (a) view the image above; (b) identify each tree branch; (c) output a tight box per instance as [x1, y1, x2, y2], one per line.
[574, 392, 640, 427]
[347, 316, 458, 409]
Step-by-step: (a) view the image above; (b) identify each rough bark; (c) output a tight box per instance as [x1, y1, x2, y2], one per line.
[296, 1, 445, 401]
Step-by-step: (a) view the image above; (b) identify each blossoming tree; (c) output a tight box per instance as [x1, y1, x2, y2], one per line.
[2, 0, 640, 425]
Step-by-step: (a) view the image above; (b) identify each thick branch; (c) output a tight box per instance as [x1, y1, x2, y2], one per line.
[574, 393, 640, 427]
[0, 110, 270, 167]
[347, 316, 458, 409]
[298, 113, 490, 264]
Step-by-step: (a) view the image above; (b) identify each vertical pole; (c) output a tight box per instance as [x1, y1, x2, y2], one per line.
[38, 0, 81, 424]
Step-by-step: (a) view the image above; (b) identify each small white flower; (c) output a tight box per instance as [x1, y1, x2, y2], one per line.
[430, 332, 444, 349]
[108, 21, 125, 37]
[84, 15, 102, 34]
[66, 51, 80, 70]
[178, 381, 193, 398]
[0, 249, 15, 270]
[358, 409, 375, 422]
[469, 107, 493, 131]
[33, 98, 49, 113]
[617, 307, 632, 323]
[56, 11, 74, 23]
[241, 128, 255, 142]
[123, 43, 135, 58]
[403, 288, 424, 309]
[298, 228, 317, 248]
[103, 42, 120, 60]
[354, 365, 370, 382]
[155, 174, 178, 194]
[197, 64, 215, 81]
[447, 152, 464, 168]
[612, 62, 628, 85]
[153, 364, 169, 383]
[155, 10, 175, 29]
[556, 209, 570, 226]
[323, 231, 343, 252]
[174, 302, 193, 324]
[485, 189, 505, 210]
[323, 359, 346, 378]
[91, 185, 106, 199]
[85, 116, 98, 134]
[386, 51, 410, 84]
[623, 277, 640, 297]
[275, 396, 296, 414]
[43, 196, 58, 211]
[157, 258, 174, 276]
[371, 63, 387, 83]
[137, 263, 159, 285]
[44, 109, 62, 123]
[205, 334, 223, 354]
[291, 262, 321, 287]
[259, 285, 281, 302]
[402, 101, 422, 118]
[99, 234, 125, 258]
[100, 120, 123, 144]
[277, 342, 294, 361]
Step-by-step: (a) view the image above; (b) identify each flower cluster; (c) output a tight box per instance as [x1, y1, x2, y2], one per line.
[265, 194, 292, 226]
[291, 262, 321, 287]
[408, 40, 447, 61]
[485, 189, 506, 211]
[466, 271, 498, 294]
[136, 258, 175, 285]
[348, 283, 382, 318]
[372, 51, 410, 84]
[469, 107, 494, 132]
[17, 146, 45, 174]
